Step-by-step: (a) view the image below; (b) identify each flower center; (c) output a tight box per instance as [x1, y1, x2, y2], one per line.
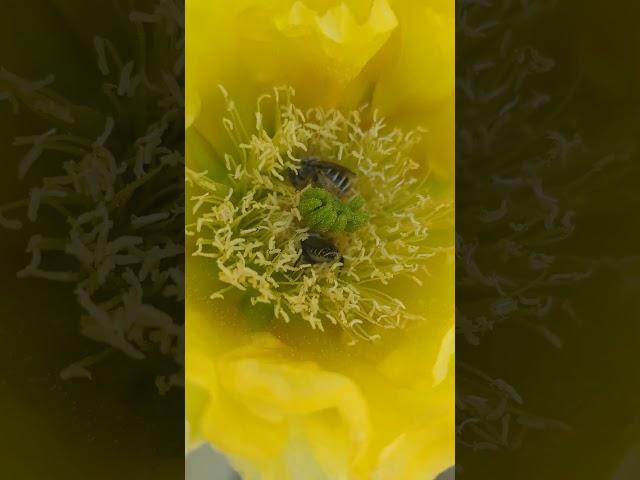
[187, 86, 449, 342]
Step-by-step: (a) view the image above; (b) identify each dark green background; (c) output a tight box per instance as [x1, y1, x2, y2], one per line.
[457, 0, 640, 478]
[0, 2, 183, 479]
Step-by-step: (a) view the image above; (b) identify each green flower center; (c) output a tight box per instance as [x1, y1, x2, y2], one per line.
[299, 187, 368, 233]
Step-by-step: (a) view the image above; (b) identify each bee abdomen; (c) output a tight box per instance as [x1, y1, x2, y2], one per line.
[311, 247, 339, 260]
[336, 175, 350, 192]
[300, 234, 342, 265]
[290, 158, 355, 196]
[325, 169, 349, 193]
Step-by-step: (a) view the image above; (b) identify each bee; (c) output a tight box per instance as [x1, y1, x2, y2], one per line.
[298, 233, 342, 265]
[289, 157, 356, 197]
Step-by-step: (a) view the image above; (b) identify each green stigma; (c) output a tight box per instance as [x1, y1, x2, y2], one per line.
[299, 187, 369, 233]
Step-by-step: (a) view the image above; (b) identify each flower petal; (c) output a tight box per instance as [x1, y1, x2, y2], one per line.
[187, 307, 372, 479]
[373, 0, 454, 115]
[373, 426, 454, 480]
[274, 0, 398, 83]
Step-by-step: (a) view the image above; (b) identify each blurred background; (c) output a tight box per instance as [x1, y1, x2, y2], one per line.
[456, 0, 640, 479]
[0, 1, 183, 478]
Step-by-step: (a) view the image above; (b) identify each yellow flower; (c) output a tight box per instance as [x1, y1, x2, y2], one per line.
[186, 1, 454, 479]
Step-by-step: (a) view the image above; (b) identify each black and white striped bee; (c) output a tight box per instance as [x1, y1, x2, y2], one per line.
[289, 157, 355, 197]
[299, 233, 342, 265]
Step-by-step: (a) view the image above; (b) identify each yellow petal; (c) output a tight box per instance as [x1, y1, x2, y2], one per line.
[433, 325, 455, 386]
[373, 425, 454, 480]
[373, 0, 454, 116]
[186, 78, 201, 129]
[273, 0, 398, 83]
[187, 305, 372, 479]
[189, 0, 399, 149]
